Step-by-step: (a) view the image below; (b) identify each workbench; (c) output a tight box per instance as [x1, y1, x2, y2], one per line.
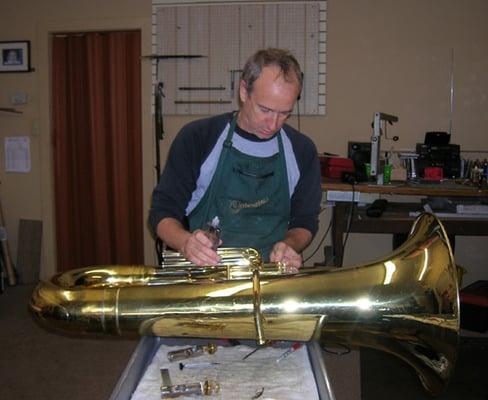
[322, 179, 488, 267]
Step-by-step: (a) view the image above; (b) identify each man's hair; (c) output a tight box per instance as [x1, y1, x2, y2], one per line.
[241, 48, 303, 95]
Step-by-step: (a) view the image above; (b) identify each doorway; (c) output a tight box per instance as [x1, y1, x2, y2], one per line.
[51, 30, 143, 271]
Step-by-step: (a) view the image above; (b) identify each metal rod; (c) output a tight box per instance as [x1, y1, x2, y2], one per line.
[141, 54, 206, 59]
[449, 48, 455, 136]
[154, 81, 164, 181]
[179, 86, 226, 91]
[175, 100, 232, 104]
[0, 107, 22, 114]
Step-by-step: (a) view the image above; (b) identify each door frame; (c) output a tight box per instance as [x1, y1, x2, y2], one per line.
[37, 17, 154, 279]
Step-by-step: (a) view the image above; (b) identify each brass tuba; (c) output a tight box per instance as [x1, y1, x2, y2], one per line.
[30, 213, 459, 396]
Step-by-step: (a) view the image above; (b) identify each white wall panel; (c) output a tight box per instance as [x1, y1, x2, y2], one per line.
[153, 1, 326, 115]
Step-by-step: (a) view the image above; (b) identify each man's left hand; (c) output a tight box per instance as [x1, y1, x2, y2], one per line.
[270, 241, 302, 270]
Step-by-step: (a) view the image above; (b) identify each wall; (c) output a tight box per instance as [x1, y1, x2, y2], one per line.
[323, 0, 488, 153]
[0, 0, 153, 279]
[0, 0, 486, 285]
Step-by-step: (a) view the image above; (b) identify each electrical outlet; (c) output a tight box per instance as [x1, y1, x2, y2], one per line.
[11, 92, 28, 105]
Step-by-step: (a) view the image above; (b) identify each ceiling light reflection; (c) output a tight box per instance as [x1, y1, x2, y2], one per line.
[383, 261, 396, 285]
[206, 282, 253, 297]
[282, 299, 300, 312]
[356, 297, 372, 310]
[418, 248, 429, 281]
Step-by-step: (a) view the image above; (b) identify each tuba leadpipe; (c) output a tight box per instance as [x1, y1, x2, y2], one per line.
[30, 213, 459, 396]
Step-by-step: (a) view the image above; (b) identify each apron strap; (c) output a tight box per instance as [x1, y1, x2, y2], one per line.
[201, 115, 237, 224]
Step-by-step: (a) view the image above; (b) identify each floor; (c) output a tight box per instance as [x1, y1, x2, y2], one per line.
[361, 336, 488, 400]
[0, 284, 137, 400]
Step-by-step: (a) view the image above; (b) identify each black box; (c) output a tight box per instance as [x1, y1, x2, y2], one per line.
[424, 131, 450, 146]
[347, 142, 371, 170]
[460, 280, 488, 333]
[416, 143, 461, 179]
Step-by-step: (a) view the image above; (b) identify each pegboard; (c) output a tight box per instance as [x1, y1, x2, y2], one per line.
[152, 1, 326, 115]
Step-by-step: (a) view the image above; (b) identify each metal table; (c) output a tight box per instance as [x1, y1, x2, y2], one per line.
[110, 336, 335, 400]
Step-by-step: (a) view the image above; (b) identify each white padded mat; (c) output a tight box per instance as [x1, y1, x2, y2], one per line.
[131, 343, 320, 400]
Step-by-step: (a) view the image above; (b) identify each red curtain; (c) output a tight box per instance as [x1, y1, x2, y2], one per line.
[52, 31, 143, 271]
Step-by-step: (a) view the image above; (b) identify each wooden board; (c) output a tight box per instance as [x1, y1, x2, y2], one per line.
[16, 219, 43, 284]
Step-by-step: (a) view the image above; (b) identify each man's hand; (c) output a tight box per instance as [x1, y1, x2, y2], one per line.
[157, 218, 221, 266]
[269, 227, 313, 270]
[180, 230, 221, 266]
[270, 241, 302, 270]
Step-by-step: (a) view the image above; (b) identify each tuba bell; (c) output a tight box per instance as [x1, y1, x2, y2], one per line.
[30, 213, 459, 396]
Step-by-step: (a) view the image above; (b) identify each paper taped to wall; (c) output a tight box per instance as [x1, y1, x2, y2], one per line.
[5, 136, 31, 173]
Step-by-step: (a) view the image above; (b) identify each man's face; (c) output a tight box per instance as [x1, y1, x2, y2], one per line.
[238, 65, 300, 140]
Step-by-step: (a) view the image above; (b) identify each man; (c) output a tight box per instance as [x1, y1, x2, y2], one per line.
[149, 48, 321, 268]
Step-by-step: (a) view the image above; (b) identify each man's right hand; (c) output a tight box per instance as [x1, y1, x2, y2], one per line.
[180, 229, 222, 266]
[157, 218, 222, 266]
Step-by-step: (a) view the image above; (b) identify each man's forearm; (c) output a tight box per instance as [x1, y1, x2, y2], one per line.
[282, 227, 313, 253]
[156, 217, 192, 253]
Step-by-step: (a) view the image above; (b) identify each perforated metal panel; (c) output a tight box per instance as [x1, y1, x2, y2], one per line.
[151, 1, 327, 115]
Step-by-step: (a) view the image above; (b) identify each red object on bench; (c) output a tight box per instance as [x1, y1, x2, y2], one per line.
[319, 156, 354, 179]
[423, 167, 444, 181]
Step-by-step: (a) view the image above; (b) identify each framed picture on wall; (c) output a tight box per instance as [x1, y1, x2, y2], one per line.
[0, 41, 31, 73]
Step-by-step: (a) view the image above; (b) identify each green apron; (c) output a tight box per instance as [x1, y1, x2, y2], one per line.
[188, 115, 290, 261]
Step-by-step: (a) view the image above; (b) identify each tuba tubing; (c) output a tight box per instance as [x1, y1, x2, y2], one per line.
[30, 213, 459, 396]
